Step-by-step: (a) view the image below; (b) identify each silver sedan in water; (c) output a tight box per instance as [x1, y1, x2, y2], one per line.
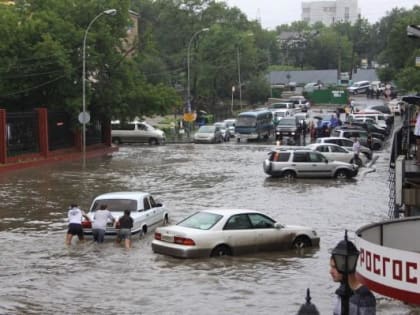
[151, 208, 320, 258]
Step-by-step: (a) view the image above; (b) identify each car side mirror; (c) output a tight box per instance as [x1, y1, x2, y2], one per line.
[274, 223, 283, 229]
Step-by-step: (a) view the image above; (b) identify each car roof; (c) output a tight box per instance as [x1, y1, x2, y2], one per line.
[93, 191, 150, 200]
[199, 208, 264, 216]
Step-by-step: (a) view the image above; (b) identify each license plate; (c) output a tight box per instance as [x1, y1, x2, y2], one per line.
[162, 234, 174, 243]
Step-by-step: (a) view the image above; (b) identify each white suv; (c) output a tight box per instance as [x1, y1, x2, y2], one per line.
[347, 81, 370, 95]
[263, 148, 359, 179]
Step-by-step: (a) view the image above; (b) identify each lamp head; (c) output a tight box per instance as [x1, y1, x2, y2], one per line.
[104, 9, 117, 16]
[202, 28, 210, 32]
[331, 230, 359, 274]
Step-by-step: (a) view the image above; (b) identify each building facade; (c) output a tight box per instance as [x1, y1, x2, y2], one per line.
[302, 0, 359, 26]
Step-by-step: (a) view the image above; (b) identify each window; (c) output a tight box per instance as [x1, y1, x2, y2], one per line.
[248, 213, 275, 229]
[331, 146, 346, 153]
[317, 145, 329, 153]
[143, 198, 151, 210]
[293, 152, 309, 162]
[224, 214, 252, 230]
[309, 152, 324, 162]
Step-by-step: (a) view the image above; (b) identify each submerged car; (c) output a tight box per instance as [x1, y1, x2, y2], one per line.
[152, 208, 320, 258]
[193, 125, 224, 143]
[263, 148, 359, 179]
[83, 192, 169, 238]
[305, 143, 367, 166]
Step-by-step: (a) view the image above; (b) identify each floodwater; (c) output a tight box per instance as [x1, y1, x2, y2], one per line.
[0, 116, 418, 314]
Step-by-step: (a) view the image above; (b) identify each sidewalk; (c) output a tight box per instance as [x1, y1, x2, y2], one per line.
[0, 144, 118, 173]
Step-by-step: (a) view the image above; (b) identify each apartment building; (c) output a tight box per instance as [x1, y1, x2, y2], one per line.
[302, 0, 359, 25]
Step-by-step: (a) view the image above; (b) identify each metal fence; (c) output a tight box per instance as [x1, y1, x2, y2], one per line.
[6, 111, 39, 156]
[48, 111, 74, 151]
[86, 120, 103, 145]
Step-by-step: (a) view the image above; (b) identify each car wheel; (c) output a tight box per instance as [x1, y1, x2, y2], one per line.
[112, 137, 121, 145]
[292, 236, 311, 249]
[139, 225, 148, 239]
[163, 214, 169, 226]
[210, 245, 232, 257]
[283, 170, 296, 179]
[335, 169, 349, 179]
[149, 138, 158, 145]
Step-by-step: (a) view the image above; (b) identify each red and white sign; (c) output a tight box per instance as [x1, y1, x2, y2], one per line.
[356, 236, 420, 305]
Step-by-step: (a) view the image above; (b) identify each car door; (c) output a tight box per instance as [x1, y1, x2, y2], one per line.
[142, 196, 158, 226]
[137, 123, 150, 143]
[247, 213, 292, 251]
[223, 214, 257, 255]
[329, 145, 351, 163]
[149, 195, 164, 225]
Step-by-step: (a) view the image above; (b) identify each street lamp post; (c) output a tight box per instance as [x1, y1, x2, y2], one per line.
[331, 230, 360, 315]
[231, 86, 235, 114]
[82, 8, 117, 167]
[236, 46, 242, 110]
[187, 28, 209, 113]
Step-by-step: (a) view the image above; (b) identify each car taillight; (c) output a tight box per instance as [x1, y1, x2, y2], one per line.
[155, 232, 161, 240]
[174, 236, 195, 246]
[82, 221, 91, 228]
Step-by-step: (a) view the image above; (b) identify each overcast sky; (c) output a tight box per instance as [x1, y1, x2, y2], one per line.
[224, 0, 419, 30]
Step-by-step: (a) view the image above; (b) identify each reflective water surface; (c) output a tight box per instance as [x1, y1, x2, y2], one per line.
[0, 127, 419, 314]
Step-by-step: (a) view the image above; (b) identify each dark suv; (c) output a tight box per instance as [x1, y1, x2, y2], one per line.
[275, 117, 301, 142]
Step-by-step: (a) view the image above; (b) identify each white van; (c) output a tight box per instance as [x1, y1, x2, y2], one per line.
[349, 111, 387, 128]
[111, 120, 166, 145]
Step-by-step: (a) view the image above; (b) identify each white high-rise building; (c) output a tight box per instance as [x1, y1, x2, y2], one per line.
[302, 0, 360, 25]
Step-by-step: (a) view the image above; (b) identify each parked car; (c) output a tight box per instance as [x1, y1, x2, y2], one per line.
[223, 119, 236, 137]
[111, 120, 165, 145]
[330, 128, 383, 150]
[269, 102, 296, 115]
[347, 80, 371, 95]
[263, 148, 359, 179]
[305, 143, 367, 166]
[288, 96, 310, 112]
[275, 117, 301, 142]
[82, 192, 169, 238]
[214, 122, 231, 141]
[303, 82, 323, 93]
[193, 125, 224, 143]
[151, 208, 320, 258]
[315, 137, 372, 160]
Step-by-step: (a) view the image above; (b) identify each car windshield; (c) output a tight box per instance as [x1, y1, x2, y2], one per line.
[198, 126, 215, 133]
[91, 199, 137, 212]
[177, 211, 223, 230]
[278, 119, 296, 126]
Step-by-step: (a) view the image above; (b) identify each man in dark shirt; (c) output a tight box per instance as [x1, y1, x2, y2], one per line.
[116, 210, 134, 249]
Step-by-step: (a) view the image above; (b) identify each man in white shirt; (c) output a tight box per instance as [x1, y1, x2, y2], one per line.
[66, 204, 89, 245]
[92, 204, 115, 243]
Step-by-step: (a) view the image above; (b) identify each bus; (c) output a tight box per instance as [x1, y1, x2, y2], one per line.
[235, 109, 274, 142]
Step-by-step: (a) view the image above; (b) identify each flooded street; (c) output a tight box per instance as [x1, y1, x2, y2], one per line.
[0, 117, 418, 314]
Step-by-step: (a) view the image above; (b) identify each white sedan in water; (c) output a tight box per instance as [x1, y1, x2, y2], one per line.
[305, 143, 367, 166]
[151, 209, 320, 258]
[82, 192, 169, 238]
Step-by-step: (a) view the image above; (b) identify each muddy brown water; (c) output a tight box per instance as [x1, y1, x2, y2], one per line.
[0, 116, 418, 314]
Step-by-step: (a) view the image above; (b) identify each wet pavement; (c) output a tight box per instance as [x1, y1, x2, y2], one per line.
[0, 108, 419, 314]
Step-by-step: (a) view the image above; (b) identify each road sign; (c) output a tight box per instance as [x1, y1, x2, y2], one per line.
[78, 111, 90, 124]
